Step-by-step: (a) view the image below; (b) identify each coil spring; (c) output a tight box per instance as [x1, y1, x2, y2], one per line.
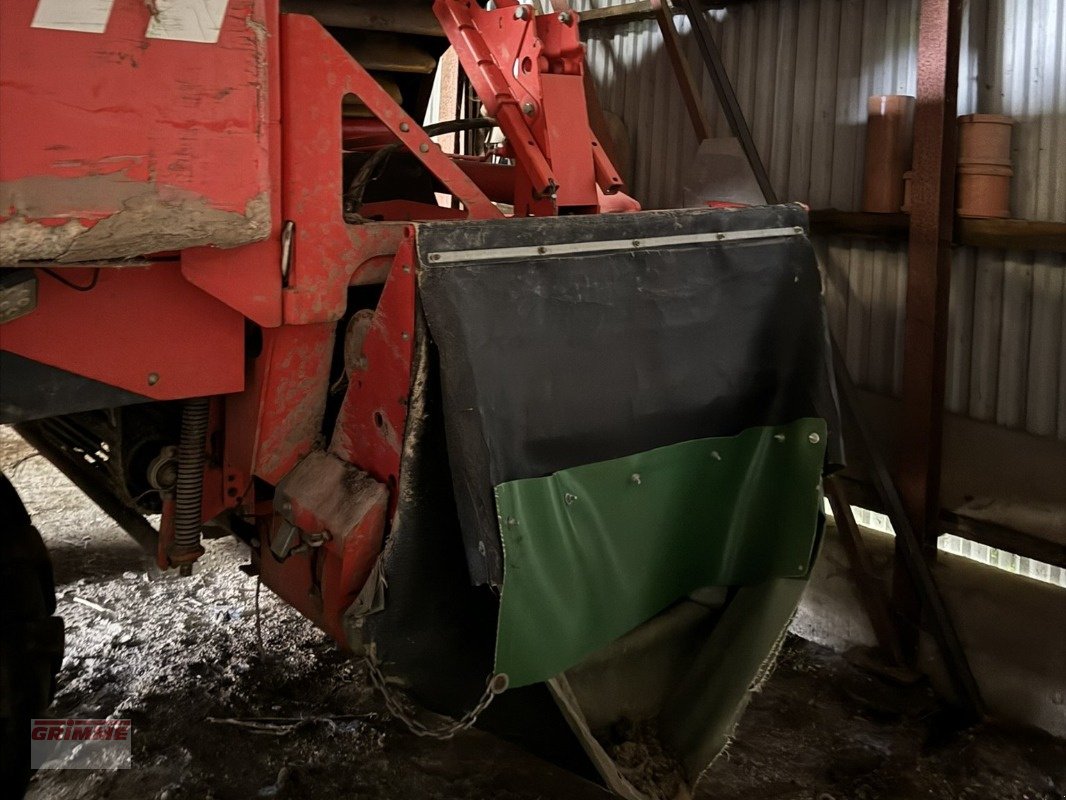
[173, 398, 209, 556]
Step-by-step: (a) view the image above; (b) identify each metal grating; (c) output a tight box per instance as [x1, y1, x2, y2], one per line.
[577, 0, 1066, 439]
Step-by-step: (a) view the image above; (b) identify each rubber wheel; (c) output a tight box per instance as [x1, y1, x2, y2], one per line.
[0, 473, 65, 797]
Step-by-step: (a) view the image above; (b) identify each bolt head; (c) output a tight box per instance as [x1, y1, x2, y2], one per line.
[808, 432, 821, 444]
[558, 10, 572, 23]
[399, 122, 410, 132]
[522, 101, 535, 115]
[419, 142, 430, 153]
[514, 5, 529, 19]
[147, 372, 159, 385]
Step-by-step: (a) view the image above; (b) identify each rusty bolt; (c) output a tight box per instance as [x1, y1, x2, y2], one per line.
[558, 10, 572, 23]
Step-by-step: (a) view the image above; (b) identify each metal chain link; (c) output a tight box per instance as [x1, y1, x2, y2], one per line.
[365, 651, 507, 740]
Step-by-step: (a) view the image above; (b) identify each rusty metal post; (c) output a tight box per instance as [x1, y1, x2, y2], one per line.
[896, 0, 963, 647]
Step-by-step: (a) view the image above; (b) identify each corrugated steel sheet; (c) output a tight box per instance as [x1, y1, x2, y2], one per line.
[576, 0, 1066, 439]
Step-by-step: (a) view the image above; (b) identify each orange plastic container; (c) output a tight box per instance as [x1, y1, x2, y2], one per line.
[958, 114, 1014, 166]
[957, 163, 1013, 218]
[862, 95, 916, 213]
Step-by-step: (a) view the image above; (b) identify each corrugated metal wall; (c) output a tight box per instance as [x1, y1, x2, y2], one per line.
[576, 0, 1066, 440]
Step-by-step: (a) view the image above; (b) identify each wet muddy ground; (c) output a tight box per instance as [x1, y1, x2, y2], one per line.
[4, 427, 1064, 800]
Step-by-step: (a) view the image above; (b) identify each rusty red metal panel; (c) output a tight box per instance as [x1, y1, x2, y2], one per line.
[0, 0, 276, 265]
[0, 263, 244, 399]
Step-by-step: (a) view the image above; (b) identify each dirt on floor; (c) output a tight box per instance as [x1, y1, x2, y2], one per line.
[3, 426, 1064, 800]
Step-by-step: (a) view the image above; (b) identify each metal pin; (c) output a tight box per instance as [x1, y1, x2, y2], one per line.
[808, 432, 821, 444]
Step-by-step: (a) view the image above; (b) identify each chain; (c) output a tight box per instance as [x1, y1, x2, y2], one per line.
[365, 651, 507, 740]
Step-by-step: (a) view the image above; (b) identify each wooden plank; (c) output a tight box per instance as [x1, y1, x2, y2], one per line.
[957, 217, 1066, 253]
[808, 210, 1066, 254]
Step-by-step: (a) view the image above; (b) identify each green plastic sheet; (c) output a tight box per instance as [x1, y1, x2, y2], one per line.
[493, 418, 827, 687]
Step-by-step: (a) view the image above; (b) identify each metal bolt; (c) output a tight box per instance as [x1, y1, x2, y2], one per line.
[399, 122, 410, 132]
[147, 372, 159, 385]
[716, 232, 726, 240]
[711, 451, 722, 461]
[631, 239, 641, 247]
[522, 101, 535, 115]
[564, 492, 577, 505]
[793, 226, 804, 234]
[514, 5, 529, 19]
[429, 253, 441, 262]
[419, 142, 430, 153]
[506, 516, 518, 527]
[808, 432, 821, 444]
[630, 473, 641, 485]
[401, 331, 409, 340]
[558, 10, 572, 23]
[774, 433, 786, 442]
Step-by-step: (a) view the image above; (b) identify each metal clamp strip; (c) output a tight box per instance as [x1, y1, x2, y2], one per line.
[425, 225, 805, 265]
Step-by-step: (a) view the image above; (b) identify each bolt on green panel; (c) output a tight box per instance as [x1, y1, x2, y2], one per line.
[493, 417, 828, 687]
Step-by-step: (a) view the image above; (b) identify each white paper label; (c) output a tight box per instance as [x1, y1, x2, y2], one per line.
[145, 0, 229, 44]
[31, 0, 116, 34]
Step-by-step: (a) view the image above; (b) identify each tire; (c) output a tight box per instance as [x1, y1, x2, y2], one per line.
[0, 473, 65, 797]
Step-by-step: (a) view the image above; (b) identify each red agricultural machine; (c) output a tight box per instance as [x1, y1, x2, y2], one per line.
[1, 1, 840, 796]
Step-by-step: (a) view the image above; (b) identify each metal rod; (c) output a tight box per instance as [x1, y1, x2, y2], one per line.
[826, 477, 907, 667]
[16, 423, 160, 558]
[651, 0, 712, 140]
[673, 0, 777, 204]
[831, 343, 986, 719]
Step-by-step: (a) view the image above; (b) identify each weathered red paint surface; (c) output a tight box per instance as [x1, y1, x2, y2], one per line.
[259, 450, 388, 644]
[329, 237, 418, 500]
[1, 263, 245, 399]
[278, 14, 500, 325]
[0, 0, 276, 264]
[227, 322, 336, 487]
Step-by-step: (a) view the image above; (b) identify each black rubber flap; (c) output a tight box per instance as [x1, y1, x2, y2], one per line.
[416, 204, 842, 587]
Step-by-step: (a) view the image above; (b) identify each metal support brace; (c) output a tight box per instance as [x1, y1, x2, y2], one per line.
[673, 0, 777, 204]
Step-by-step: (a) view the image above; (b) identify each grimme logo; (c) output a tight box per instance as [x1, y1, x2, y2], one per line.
[30, 719, 132, 770]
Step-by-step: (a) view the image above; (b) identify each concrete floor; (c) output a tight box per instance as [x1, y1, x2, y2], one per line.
[4, 427, 1064, 800]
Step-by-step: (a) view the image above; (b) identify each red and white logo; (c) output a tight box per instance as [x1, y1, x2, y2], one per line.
[30, 718, 133, 769]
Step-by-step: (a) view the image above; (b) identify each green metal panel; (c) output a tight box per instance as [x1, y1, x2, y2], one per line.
[493, 418, 827, 687]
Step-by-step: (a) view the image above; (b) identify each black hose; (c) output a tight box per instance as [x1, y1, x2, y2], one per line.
[171, 397, 209, 571]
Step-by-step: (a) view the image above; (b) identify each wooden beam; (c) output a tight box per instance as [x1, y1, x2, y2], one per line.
[808, 209, 1066, 254]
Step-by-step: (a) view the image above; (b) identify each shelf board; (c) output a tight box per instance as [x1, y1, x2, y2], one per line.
[808, 209, 1066, 254]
